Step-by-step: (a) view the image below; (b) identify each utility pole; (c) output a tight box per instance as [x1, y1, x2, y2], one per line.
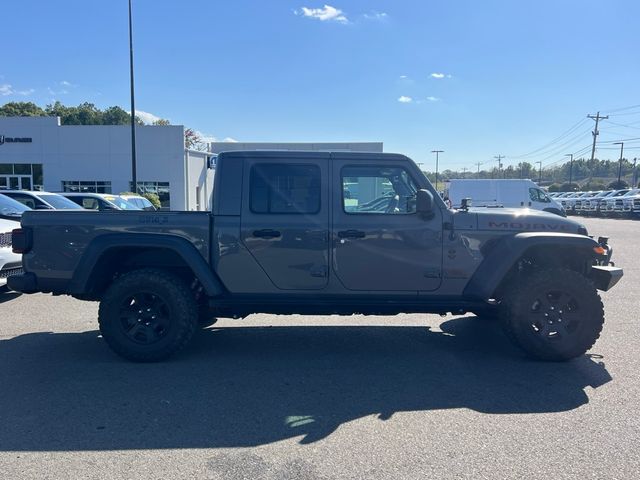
[588, 112, 608, 163]
[494, 155, 504, 179]
[537, 161, 543, 184]
[633, 158, 638, 188]
[613, 142, 624, 185]
[431, 150, 444, 192]
[565, 153, 574, 186]
[128, 0, 138, 192]
[475, 162, 482, 178]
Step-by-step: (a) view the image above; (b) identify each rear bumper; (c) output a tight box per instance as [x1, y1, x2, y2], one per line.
[589, 266, 623, 291]
[7, 272, 38, 294]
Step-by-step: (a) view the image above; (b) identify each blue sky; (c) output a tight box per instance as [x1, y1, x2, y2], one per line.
[1, 0, 639, 171]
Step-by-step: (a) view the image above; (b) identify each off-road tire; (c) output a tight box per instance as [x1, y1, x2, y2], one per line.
[98, 269, 198, 362]
[500, 268, 604, 361]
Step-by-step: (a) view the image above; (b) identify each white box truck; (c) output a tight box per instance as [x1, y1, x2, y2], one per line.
[448, 179, 566, 216]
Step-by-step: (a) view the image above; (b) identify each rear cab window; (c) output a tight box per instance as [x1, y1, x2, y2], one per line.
[250, 164, 321, 214]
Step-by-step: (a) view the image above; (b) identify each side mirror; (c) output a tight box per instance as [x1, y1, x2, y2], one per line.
[35, 204, 53, 210]
[416, 189, 434, 216]
[460, 198, 472, 211]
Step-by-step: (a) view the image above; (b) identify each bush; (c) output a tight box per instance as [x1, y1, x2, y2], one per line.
[581, 181, 607, 191]
[559, 182, 580, 192]
[607, 180, 629, 190]
[143, 193, 162, 209]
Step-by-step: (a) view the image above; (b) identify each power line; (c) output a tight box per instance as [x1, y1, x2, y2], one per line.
[509, 118, 590, 159]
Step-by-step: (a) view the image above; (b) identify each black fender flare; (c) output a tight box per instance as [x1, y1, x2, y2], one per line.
[463, 232, 599, 301]
[68, 233, 226, 297]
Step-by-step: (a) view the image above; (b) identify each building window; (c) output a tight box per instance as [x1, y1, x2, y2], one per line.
[131, 181, 171, 209]
[62, 180, 112, 193]
[0, 163, 44, 190]
[250, 164, 321, 214]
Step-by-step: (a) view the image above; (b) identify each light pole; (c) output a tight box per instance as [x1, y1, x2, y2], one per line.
[613, 142, 624, 185]
[128, 0, 137, 192]
[431, 150, 444, 192]
[565, 153, 574, 187]
[537, 161, 543, 184]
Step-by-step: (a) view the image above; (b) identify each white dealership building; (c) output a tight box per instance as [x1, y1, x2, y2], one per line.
[0, 116, 382, 210]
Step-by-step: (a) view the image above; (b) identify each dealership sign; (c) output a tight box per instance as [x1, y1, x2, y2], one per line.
[0, 135, 33, 145]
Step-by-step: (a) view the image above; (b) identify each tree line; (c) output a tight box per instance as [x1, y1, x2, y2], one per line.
[0, 101, 207, 150]
[424, 157, 639, 191]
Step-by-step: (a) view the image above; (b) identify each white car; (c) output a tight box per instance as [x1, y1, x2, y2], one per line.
[1, 190, 83, 210]
[0, 194, 28, 291]
[119, 194, 157, 211]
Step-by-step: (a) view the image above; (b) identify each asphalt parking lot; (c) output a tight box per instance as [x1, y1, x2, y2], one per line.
[0, 216, 638, 480]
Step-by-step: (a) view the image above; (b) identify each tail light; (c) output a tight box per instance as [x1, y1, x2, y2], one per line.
[11, 228, 32, 254]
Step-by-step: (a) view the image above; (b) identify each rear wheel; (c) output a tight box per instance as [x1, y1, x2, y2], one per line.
[500, 268, 604, 361]
[98, 269, 198, 362]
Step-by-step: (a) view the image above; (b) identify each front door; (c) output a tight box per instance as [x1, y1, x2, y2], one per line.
[240, 156, 330, 290]
[332, 159, 443, 291]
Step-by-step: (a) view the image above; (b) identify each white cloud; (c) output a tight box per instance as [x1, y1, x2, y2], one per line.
[399, 75, 408, 79]
[295, 5, 348, 23]
[222, 137, 238, 143]
[363, 11, 388, 20]
[60, 80, 76, 87]
[0, 84, 34, 96]
[426, 96, 440, 102]
[134, 110, 163, 124]
[430, 72, 452, 79]
[398, 96, 413, 103]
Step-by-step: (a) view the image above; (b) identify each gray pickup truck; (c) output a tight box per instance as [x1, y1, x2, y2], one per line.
[9, 151, 623, 362]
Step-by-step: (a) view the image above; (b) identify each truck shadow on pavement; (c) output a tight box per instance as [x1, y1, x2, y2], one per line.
[0, 315, 611, 450]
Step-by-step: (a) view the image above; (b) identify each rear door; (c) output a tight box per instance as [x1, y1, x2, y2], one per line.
[240, 155, 330, 290]
[331, 158, 443, 291]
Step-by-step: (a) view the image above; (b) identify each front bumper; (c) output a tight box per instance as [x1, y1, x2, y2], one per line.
[589, 265, 623, 291]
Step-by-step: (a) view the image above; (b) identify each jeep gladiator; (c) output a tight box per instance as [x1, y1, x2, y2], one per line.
[8, 151, 623, 362]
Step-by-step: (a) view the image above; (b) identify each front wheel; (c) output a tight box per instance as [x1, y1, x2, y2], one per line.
[500, 268, 604, 361]
[98, 269, 198, 362]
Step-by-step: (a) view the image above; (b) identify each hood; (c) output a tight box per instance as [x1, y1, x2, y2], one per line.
[457, 208, 586, 234]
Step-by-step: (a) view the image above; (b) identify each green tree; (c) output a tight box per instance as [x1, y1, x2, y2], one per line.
[102, 106, 132, 125]
[152, 118, 170, 126]
[0, 101, 46, 117]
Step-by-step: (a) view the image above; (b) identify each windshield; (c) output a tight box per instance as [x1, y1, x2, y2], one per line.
[38, 193, 83, 209]
[623, 189, 640, 197]
[0, 193, 31, 218]
[103, 196, 141, 210]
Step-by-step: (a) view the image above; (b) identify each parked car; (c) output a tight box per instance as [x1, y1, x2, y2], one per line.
[61, 193, 142, 211]
[119, 194, 157, 211]
[0, 194, 29, 291]
[622, 190, 640, 215]
[559, 192, 590, 215]
[573, 191, 602, 214]
[581, 190, 615, 216]
[1, 190, 83, 210]
[448, 179, 565, 216]
[9, 150, 622, 363]
[601, 189, 633, 215]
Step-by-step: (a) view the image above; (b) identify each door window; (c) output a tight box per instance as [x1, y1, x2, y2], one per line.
[250, 164, 321, 214]
[529, 188, 551, 203]
[341, 166, 417, 214]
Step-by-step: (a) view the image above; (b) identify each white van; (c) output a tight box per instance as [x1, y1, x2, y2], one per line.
[448, 179, 566, 216]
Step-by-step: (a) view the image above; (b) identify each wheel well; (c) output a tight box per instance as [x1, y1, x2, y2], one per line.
[84, 247, 197, 298]
[493, 245, 593, 299]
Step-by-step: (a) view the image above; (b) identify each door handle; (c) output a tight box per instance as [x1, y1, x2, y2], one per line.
[338, 229, 366, 239]
[253, 229, 281, 239]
